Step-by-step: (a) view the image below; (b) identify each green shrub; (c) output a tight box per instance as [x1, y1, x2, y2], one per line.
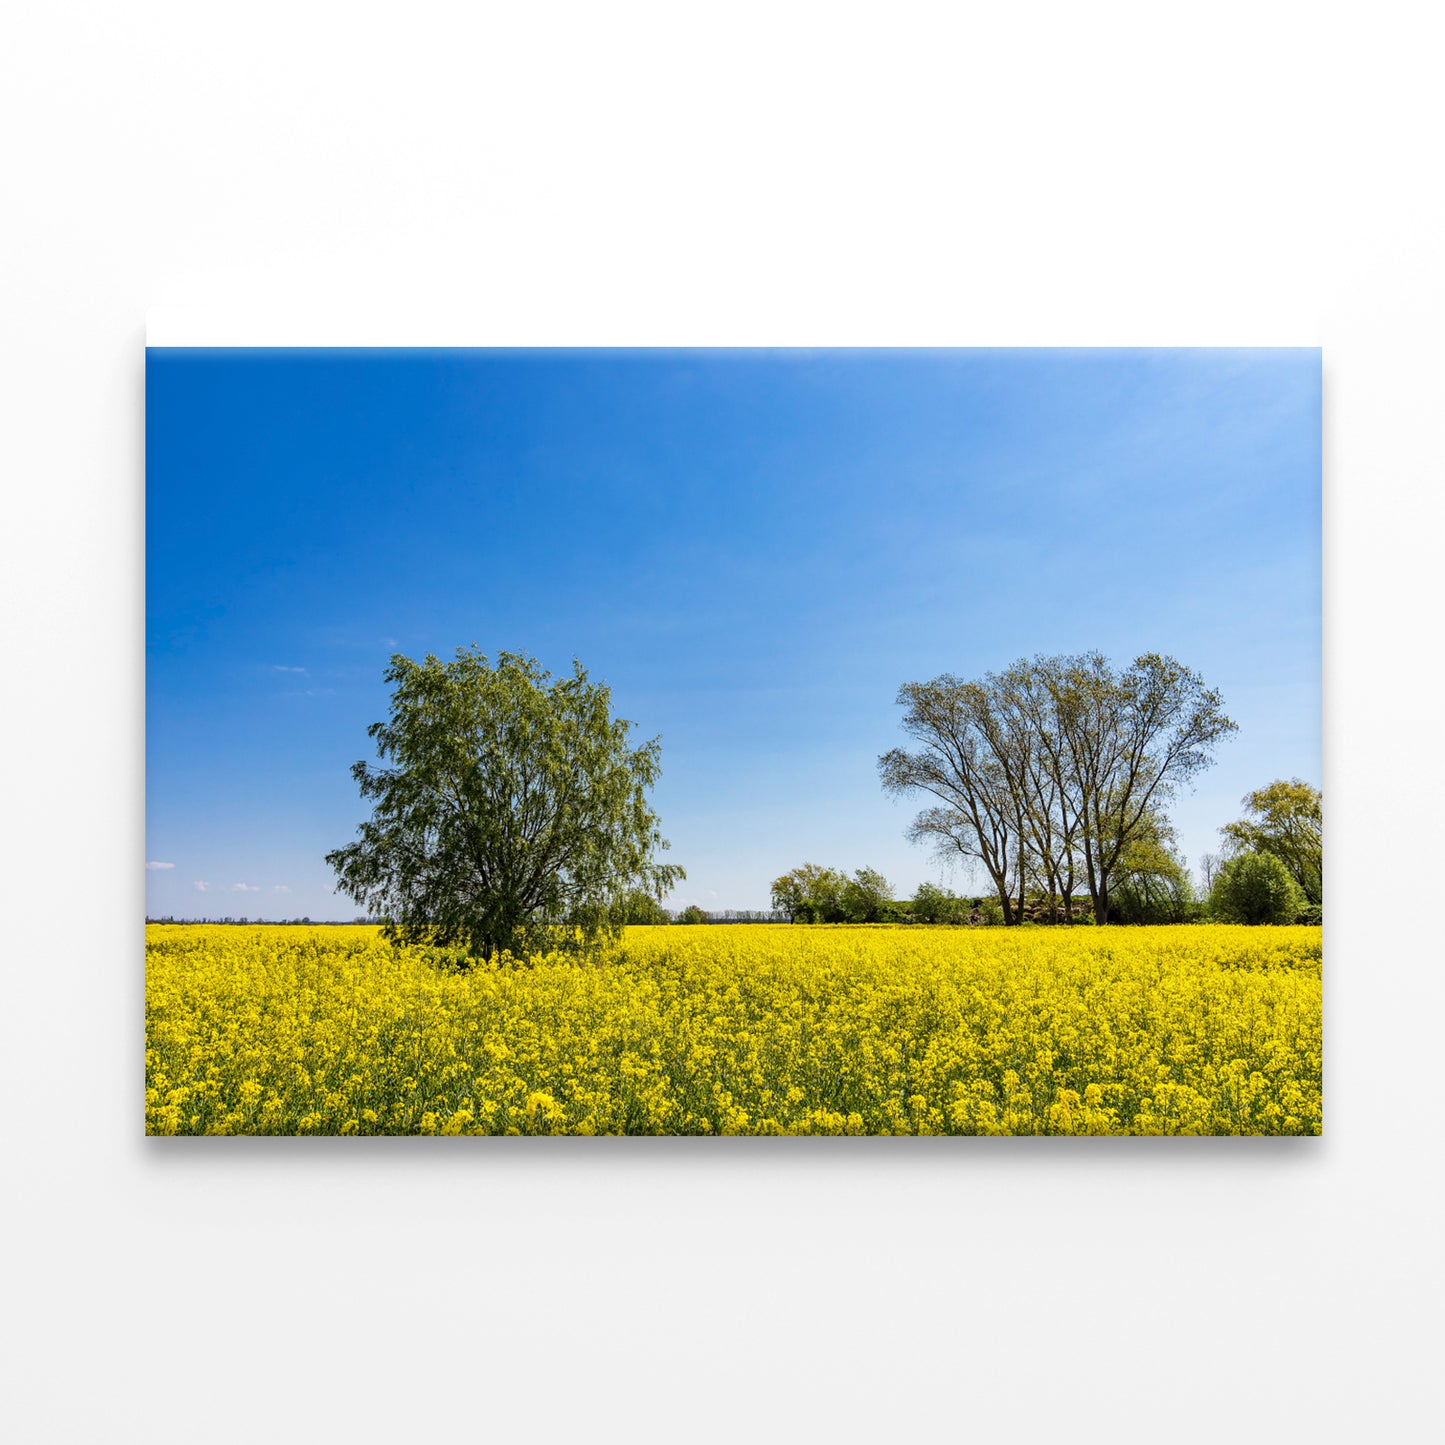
[1111, 886, 1205, 925]
[1210, 852, 1306, 925]
[976, 896, 1005, 926]
[771, 865, 849, 923]
[675, 905, 709, 925]
[912, 881, 967, 924]
[1110, 826, 1198, 924]
[841, 867, 894, 923]
[622, 890, 671, 926]
[1294, 903, 1323, 926]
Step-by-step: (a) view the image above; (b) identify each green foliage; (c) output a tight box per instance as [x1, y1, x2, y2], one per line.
[621, 890, 671, 925]
[326, 648, 683, 962]
[1112, 882, 1202, 925]
[1294, 903, 1323, 926]
[674, 905, 709, 925]
[771, 864, 894, 923]
[1210, 851, 1306, 926]
[1221, 779, 1322, 906]
[1109, 813, 1200, 924]
[841, 867, 894, 923]
[912, 880, 968, 924]
[882, 651, 1236, 925]
[770, 864, 848, 922]
[976, 896, 1005, 926]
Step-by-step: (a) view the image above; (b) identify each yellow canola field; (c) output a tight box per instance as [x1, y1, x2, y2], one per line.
[146, 923, 1322, 1136]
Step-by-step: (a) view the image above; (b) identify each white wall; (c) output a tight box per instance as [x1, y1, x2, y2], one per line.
[3, 4, 1439, 1440]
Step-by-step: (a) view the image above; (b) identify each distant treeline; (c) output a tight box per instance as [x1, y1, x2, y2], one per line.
[145, 911, 791, 926]
[145, 916, 376, 926]
[663, 908, 787, 924]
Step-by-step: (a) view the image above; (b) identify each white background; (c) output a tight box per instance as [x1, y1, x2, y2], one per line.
[3, 3, 1441, 1441]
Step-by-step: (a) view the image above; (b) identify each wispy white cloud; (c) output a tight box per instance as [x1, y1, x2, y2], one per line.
[146, 860, 175, 871]
[272, 884, 292, 894]
[230, 882, 261, 894]
[273, 665, 307, 674]
[380, 636, 398, 648]
[193, 881, 211, 893]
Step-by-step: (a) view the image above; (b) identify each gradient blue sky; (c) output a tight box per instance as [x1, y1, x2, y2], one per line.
[146, 349, 1320, 918]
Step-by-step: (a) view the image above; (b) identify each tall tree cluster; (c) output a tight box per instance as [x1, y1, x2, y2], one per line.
[1220, 779, 1322, 906]
[770, 865, 894, 923]
[879, 652, 1237, 924]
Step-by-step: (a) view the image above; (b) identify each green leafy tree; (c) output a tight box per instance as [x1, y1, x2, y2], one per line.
[879, 676, 1026, 924]
[1221, 779, 1321, 906]
[881, 652, 1236, 924]
[326, 648, 683, 961]
[841, 867, 893, 922]
[770, 864, 848, 922]
[1038, 653, 1236, 923]
[912, 880, 966, 924]
[674, 904, 709, 924]
[1210, 851, 1305, 925]
[621, 889, 671, 925]
[1110, 813, 1198, 924]
[975, 895, 1005, 926]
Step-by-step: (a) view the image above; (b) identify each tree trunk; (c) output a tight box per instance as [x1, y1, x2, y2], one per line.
[1080, 822, 1101, 922]
[998, 881, 1015, 926]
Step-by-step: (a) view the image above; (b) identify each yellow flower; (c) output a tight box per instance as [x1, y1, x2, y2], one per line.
[144, 920, 1321, 1137]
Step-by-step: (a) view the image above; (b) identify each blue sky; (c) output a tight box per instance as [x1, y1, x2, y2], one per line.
[146, 349, 1320, 918]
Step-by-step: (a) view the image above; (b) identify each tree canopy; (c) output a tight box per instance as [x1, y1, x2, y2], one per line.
[1108, 811, 1198, 924]
[911, 880, 969, 924]
[770, 864, 846, 922]
[326, 648, 683, 961]
[880, 652, 1236, 923]
[1210, 850, 1306, 925]
[770, 864, 892, 923]
[1221, 779, 1321, 906]
[842, 867, 894, 923]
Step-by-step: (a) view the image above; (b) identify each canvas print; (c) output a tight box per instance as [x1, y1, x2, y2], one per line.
[145, 348, 1322, 1136]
